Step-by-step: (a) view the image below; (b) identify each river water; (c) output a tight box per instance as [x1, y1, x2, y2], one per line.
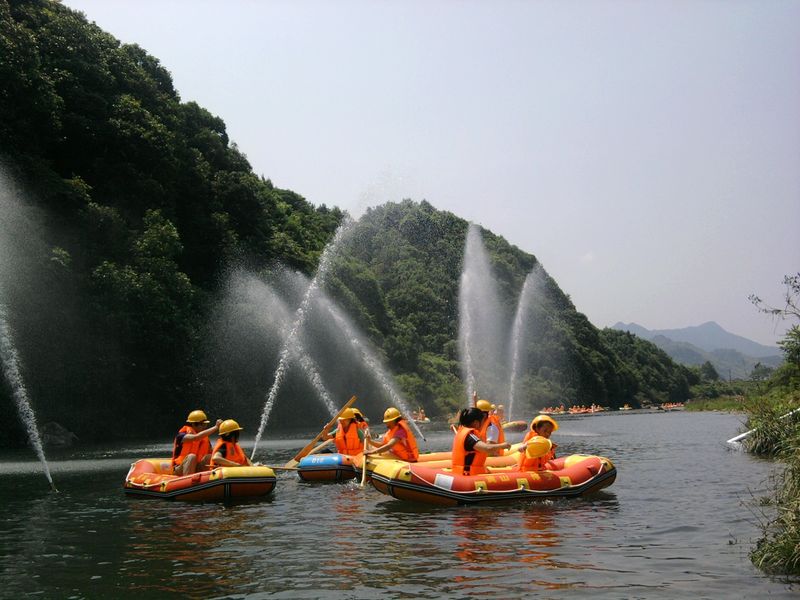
[0, 410, 795, 599]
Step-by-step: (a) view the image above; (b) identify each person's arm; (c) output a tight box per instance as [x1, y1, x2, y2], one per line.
[474, 440, 511, 454]
[183, 419, 222, 442]
[472, 390, 478, 407]
[212, 451, 253, 467]
[365, 436, 398, 455]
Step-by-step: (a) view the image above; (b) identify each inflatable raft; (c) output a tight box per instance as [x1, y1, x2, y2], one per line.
[297, 453, 357, 482]
[124, 458, 277, 501]
[501, 420, 528, 432]
[369, 454, 616, 506]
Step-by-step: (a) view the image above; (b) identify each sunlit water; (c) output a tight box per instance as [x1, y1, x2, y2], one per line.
[0, 411, 795, 599]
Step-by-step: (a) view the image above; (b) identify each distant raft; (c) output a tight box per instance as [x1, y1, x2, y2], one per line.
[369, 454, 616, 506]
[124, 458, 277, 501]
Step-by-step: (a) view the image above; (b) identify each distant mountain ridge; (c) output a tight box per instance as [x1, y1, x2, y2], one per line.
[611, 322, 783, 380]
[612, 321, 779, 357]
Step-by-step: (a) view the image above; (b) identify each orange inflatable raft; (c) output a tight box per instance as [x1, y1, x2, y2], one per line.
[124, 458, 277, 501]
[368, 454, 616, 506]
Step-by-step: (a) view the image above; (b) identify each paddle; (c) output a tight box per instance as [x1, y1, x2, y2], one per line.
[284, 396, 357, 468]
[360, 428, 370, 487]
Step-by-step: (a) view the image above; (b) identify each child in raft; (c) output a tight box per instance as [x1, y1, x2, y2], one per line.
[517, 414, 558, 471]
[452, 407, 511, 475]
[326, 407, 367, 455]
[364, 407, 419, 462]
[210, 419, 256, 467]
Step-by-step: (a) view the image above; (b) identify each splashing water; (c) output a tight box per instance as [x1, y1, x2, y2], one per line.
[251, 218, 353, 457]
[317, 296, 426, 442]
[508, 266, 545, 421]
[459, 282, 477, 402]
[227, 271, 337, 419]
[0, 301, 55, 490]
[457, 223, 507, 405]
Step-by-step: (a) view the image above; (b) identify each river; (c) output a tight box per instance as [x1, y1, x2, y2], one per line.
[0, 410, 795, 599]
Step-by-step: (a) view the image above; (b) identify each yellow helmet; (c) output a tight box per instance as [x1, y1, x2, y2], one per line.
[476, 399, 492, 412]
[219, 419, 243, 436]
[525, 435, 553, 458]
[351, 408, 364, 418]
[531, 414, 559, 431]
[186, 410, 209, 424]
[338, 408, 356, 420]
[382, 407, 401, 423]
[490, 404, 497, 410]
[497, 404, 504, 410]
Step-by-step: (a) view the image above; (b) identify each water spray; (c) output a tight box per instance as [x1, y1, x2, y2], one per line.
[251, 217, 354, 458]
[0, 300, 56, 490]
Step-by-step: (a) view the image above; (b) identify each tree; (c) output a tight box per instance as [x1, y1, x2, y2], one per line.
[751, 273, 800, 366]
[749, 362, 774, 382]
[699, 360, 720, 382]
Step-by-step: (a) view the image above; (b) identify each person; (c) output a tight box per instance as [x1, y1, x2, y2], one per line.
[472, 392, 505, 452]
[351, 407, 369, 431]
[172, 410, 222, 475]
[452, 407, 511, 476]
[210, 419, 254, 467]
[495, 404, 506, 423]
[329, 408, 366, 455]
[364, 407, 419, 462]
[517, 414, 559, 471]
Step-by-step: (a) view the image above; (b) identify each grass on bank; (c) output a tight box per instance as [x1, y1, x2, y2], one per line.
[742, 384, 800, 576]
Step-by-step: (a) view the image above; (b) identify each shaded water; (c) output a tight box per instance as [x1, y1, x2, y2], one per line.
[0, 411, 795, 599]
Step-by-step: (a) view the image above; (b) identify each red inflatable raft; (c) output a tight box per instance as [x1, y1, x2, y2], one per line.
[369, 454, 616, 506]
[124, 458, 277, 501]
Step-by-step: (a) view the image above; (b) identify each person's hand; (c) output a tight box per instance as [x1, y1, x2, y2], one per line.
[215, 419, 223, 428]
[502, 442, 512, 450]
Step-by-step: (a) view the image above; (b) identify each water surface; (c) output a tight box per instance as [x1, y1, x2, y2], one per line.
[0, 411, 795, 599]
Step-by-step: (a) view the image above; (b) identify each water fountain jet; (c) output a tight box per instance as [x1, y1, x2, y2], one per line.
[251, 217, 354, 457]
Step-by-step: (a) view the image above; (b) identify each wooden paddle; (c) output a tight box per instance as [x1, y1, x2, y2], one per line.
[284, 396, 357, 468]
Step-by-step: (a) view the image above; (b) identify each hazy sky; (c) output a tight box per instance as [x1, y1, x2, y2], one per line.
[62, 0, 799, 346]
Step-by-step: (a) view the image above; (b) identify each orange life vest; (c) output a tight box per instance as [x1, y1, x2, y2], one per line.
[335, 421, 363, 455]
[451, 426, 487, 476]
[516, 430, 557, 471]
[172, 425, 211, 466]
[210, 439, 248, 466]
[382, 420, 419, 462]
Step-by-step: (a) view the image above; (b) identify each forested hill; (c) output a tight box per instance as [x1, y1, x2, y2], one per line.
[0, 0, 342, 445]
[0, 0, 692, 446]
[324, 201, 695, 418]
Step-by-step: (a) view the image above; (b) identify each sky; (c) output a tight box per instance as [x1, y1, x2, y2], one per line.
[62, 0, 800, 346]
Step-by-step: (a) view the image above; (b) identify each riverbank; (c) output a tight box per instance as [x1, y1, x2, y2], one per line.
[742, 386, 800, 575]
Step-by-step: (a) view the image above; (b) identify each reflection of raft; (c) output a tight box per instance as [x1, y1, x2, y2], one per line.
[124, 458, 277, 501]
[369, 454, 616, 506]
[501, 420, 528, 432]
[297, 453, 357, 482]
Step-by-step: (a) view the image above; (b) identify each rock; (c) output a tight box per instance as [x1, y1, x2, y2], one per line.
[41, 421, 79, 448]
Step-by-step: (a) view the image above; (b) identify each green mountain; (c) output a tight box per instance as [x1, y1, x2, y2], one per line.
[0, 0, 693, 445]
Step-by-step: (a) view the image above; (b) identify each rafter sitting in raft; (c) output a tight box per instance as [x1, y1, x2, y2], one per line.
[172, 410, 222, 475]
[452, 407, 512, 475]
[472, 392, 505, 454]
[326, 408, 366, 455]
[364, 407, 419, 462]
[210, 419, 255, 467]
[518, 414, 558, 471]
